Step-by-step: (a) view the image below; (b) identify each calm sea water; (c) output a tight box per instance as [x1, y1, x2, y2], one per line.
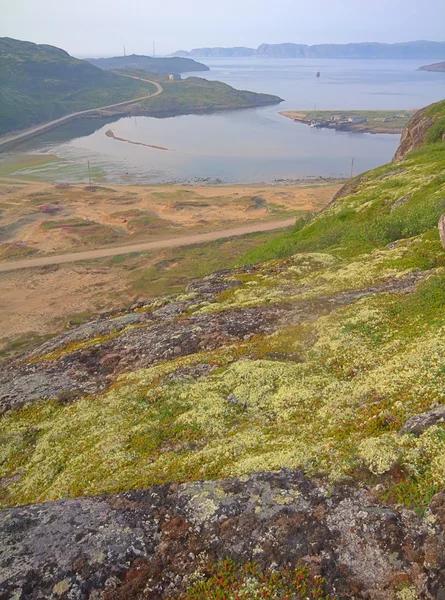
[7, 58, 445, 184]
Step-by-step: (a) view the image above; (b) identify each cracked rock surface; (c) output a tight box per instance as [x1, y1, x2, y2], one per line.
[1, 470, 444, 600]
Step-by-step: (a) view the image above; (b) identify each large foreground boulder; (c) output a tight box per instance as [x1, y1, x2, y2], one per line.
[1, 470, 444, 600]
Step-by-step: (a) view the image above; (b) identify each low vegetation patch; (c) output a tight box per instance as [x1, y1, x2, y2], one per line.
[40, 218, 122, 246]
[177, 559, 332, 600]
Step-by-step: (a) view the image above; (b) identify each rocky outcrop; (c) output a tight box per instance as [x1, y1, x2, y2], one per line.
[1, 470, 444, 600]
[0, 269, 427, 413]
[393, 106, 434, 162]
[401, 405, 445, 435]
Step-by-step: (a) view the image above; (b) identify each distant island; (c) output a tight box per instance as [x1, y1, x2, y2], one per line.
[419, 60, 445, 72]
[86, 54, 209, 75]
[281, 110, 415, 134]
[173, 40, 445, 59]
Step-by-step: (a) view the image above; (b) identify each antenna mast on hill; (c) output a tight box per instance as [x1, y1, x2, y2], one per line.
[124, 45, 126, 57]
[153, 41, 156, 57]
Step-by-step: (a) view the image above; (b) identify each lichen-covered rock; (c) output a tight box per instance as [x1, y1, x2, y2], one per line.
[400, 405, 445, 435]
[0, 470, 443, 600]
[0, 269, 426, 413]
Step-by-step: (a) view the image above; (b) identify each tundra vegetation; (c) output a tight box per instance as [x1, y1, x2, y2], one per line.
[1, 100, 445, 598]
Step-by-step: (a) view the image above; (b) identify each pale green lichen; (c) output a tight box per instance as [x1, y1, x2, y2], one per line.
[396, 586, 419, 600]
[358, 435, 402, 475]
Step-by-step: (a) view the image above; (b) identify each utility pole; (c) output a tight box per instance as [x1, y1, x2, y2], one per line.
[350, 158, 355, 179]
[153, 41, 156, 57]
[87, 160, 92, 187]
[124, 45, 126, 57]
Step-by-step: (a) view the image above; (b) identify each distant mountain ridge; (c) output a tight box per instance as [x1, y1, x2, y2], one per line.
[173, 40, 445, 59]
[86, 54, 209, 75]
[419, 60, 445, 72]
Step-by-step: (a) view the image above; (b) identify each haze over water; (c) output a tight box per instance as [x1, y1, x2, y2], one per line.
[11, 58, 445, 184]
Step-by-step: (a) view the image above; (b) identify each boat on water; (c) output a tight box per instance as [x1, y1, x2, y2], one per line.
[316, 71, 321, 78]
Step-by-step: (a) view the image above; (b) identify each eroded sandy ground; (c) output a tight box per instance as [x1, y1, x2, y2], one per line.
[0, 179, 340, 256]
[0, 178, 339, 353]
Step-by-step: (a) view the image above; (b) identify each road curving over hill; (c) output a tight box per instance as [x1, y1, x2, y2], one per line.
[0, 75, 163, 152]
[0, 218, 296, 272]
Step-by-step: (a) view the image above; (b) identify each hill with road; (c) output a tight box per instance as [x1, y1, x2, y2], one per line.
[86, 54, 209, 75]
[1, 100, 445, 598]
[174, 40, 445, 58]
[0, 38, 156, 136]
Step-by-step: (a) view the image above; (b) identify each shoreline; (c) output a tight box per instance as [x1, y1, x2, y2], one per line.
[280, 110, 414, 135]
[0, 100, 283, 153]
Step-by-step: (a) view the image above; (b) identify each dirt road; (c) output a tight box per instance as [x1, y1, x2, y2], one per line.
[0, 76, 163, 152]
[0, 219, 295, 273]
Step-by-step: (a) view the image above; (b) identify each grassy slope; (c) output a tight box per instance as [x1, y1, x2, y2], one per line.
[137, 77, 283, 115]
[0, 38, 155, 135]
[2, 101, 445, 516]
[240, 100, 445, 265]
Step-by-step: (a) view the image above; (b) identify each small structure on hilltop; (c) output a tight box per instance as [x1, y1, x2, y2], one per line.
[168, 73, 181, 81]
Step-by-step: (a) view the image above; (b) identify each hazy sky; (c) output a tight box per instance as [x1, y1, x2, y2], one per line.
[2, 0, 445, 57]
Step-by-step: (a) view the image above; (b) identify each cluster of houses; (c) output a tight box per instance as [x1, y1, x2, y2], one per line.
[309, 113, 411, 130]
[310, 115, 367, 129]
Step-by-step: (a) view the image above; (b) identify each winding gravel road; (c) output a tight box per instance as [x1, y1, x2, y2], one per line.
[0, 219, 295, 272]
[0, 75, 163, 152]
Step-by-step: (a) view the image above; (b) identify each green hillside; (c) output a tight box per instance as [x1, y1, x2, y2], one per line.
[0, 37, 156, 135]
[87, 54, 210, 74]
[239, 99, 445, 264]
[138, 76, 283, 115]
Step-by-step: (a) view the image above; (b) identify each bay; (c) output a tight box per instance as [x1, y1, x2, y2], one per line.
[5, 58, 444, 184]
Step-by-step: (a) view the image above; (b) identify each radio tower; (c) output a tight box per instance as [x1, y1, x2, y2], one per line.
[124, 45, 126, 57]
[153, 41, 156, 57]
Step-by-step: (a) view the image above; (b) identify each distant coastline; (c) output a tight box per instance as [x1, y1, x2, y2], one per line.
[173, 40, 445, 59]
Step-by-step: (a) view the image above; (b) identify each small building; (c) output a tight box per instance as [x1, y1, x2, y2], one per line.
[168, 73, 181, 81]
[348, 116, 367, 124]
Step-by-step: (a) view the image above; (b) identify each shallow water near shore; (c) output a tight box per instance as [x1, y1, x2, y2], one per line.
[3, 58, 445, 184]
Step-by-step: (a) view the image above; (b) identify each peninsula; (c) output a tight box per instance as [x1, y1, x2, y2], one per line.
[419, 60, 445, 72]
[0, 38, 282, 143]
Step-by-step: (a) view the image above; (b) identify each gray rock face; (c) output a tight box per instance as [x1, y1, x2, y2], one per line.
[1, 470, 444, 600]
[0, 269, 427, 413]
[400, 405, 445, 435]
[391, 192, 413, 212]
[393, 105, 435, 162]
